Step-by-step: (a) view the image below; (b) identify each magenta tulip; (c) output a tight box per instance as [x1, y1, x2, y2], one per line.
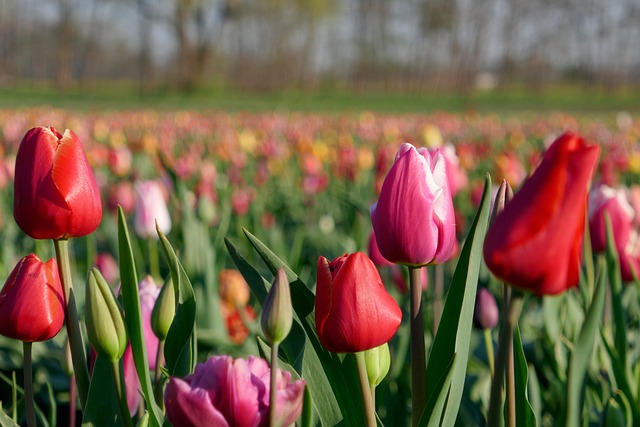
[370, 143, 456, 266]
[165, 355, 305, 427]
[13, 126, 102, 239]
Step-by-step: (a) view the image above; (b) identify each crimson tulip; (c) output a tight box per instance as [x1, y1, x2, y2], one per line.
[315, 252, 402, 353]
[483, 133, 600, 296]
[13, 126, 102, 239]
[370, 143, 456, 266]
[0, 254, 65, 342]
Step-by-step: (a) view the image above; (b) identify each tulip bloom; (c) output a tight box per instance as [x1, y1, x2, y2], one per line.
[589, 184, 640, 282]
[370, 143, 456, 266]
[13, 127, 102, 239]
[483, 133, 600, 296]
[165, 355, 305, 427]
[133, 180, 171, 239]
[315, 252, 402, 353]
[474, 288, 499, 330]
[0, 254, 64, 342]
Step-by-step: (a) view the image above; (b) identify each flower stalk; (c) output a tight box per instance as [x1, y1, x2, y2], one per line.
[54, 238, 90, 410]
[409, 266, 427, 426]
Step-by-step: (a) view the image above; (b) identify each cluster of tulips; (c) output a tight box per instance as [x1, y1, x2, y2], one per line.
[0, 109, 638, 426]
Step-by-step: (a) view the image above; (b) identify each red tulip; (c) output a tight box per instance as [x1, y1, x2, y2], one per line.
[483, 133, 600, 296]
[315, 252, 402, 353]
[13, 126, 102, 239]
[0, 254, 65, 342]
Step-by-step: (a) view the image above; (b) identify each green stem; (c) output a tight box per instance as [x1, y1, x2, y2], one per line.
[269, 343, 279, 427]
[111, 361, 134, 427]
[433, 263, 444, 334]
[11, 371, 17, 422]
[23, 342, 36, 427]
[483, 328, 495, 377]
[409, 266, 427, 427]
[370, 385, 376, 409]
[54, 239, 90, 411]
[153, 340, 165, 409]
[487, 287, 523, 427]
[355, 352, 377, 427]
[148, 238, 160, 279]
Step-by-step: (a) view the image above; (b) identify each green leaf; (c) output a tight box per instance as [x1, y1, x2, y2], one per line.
[157, 226, 197, 378]
[301, 384, 315, 427]
[117, 207, 163, 426]
[226, 234, 366, 426]
[564, 256, 606, 427]
[418, 353, 457, 427]
[605, 391, 633, 427]
[424, 173, 492, 426]
[513, 325, 537, 426]
[83, 355, 123, 427]
[0, 406, 18, 427]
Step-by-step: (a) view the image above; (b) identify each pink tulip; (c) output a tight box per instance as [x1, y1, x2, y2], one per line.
[134, 180, 171, 239]
[370, 143, 456, 267]
[367, 230, 394, 267]
[165, 355, 305, 427]
[589, 184, 640, 282]
[138, 275, 161, 370]
[474, 288, 499, 330]
[437, 143, 468, 197]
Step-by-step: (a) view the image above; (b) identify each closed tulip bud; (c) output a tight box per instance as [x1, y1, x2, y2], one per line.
[364, 343, 391, 388]
[86, 267, 127, 362]
[483, 133, 600, 296]
[370, 143, 456, 267]
[491, 179, 514, 223]
[151, 277, 176, 341]
[474, 288, 499, 330]
[315, 252, 402, 353]
[13, 127, 102, 239]
[0, 254, 64, 342]
[261, 269, 293, 345]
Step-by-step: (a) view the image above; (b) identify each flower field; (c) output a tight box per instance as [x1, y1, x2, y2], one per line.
[0, 106, 639, 426]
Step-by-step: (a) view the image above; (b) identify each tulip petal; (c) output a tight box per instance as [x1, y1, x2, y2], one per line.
[165, 378, 230, 427]
[52, 129, 102, 237]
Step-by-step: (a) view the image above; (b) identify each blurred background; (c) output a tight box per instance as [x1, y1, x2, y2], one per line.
[1, 0, 640, 103]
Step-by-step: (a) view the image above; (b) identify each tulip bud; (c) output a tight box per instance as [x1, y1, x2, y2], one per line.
[261, 269, 293, 345]
[86, 267, 127, 362]
[474, 288, 499, 330]
[13, 127, 102, 239]
[364, 343, 391, 388]
[491, 179, 514, 223]
[151, 276, 176, 341]
[0, 254, 65, 342]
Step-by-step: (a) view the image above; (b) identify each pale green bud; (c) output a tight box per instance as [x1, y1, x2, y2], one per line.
[151, 276, 176, 341]
[364, 343, 391, 387]
[86, 267, 127, 362]
[261, 268, 293, 345]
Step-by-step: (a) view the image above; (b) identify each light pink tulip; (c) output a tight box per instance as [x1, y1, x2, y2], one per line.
[138, 275, 161, 370]
[165, 355, 305, 427]
[437, 143, 468, 197]
[589, 184, 640, 282]
[370, 143, 456, 267]
[134, 180, 171, 239]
